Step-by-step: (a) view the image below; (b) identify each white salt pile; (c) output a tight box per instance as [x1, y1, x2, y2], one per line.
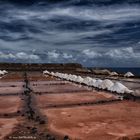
[43, 70, 133, 94]
[99, 79, 114, 90]
[43, 70, 50, 74]
[0, 70, 8, 76]
[75, 76, 84, 83]
[94, 79, 103, 88]
[82, 77, 93, 85]
[124, 72, 134, 77]
[88, 79, 96, 86]
[110, 72, 118, 76]
[108, 82, 133, 94]
[50, 72, 55, 76]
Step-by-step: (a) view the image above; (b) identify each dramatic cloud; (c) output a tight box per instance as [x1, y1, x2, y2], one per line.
[0, 1, 140, 67]
[0, 52, 40, 61]
[106, 47, 134, 58]
[47, 50, 60, 59]
[63, 53, 73, 59]
[82, 49, 102, 58]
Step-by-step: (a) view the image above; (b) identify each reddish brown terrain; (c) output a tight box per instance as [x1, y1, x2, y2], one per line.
[0, 70, 140, 140]
[45, 101, 140, 140]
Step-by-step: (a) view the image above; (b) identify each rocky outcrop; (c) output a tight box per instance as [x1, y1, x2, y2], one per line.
[91, 69, 111, 75]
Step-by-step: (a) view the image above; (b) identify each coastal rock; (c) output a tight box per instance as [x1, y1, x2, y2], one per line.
[92, 69, 111, 75]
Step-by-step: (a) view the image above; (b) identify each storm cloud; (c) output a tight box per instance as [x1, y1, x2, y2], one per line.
[0, 0, 140, 67]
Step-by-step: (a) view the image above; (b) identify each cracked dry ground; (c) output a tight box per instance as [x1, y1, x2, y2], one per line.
[0, 72, 140, 140]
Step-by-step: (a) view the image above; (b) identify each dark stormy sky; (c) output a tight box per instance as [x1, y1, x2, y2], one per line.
[0, 0, 140, 67]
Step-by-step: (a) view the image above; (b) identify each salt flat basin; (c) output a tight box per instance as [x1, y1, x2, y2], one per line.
[0, 72, 23, 82]
[36, 91, 117, 108]
[0, 96, 21, 113]
[44, 101, 140, 140]
[121, 81, 140, 96]
[32, 84, 89, 93]
[0, 86, 23, 94]
[27, 72, 58, 81]
[30, 80, 68, 86]
[0, 81, 24, 87]
[0, 118, 19, 139]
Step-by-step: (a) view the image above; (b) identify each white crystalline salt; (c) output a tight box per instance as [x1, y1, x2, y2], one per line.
[99, 79, 114, 90]
[82, 77, 93, 85]
[2, 70, 8, 74]
[0, 70, 8, 75]
[108, 82, 133, 93]
[94, 79, 103, 88]
[110, 72, 118, 76]
[50, 72, 55, 75]
[71, 75, 78, 81]
[63, 74, 68, 79]
[124, 72, 134, 77]
[43, 70, 50, 74]
[48, 71, 133, 94]
[67, 75, 77, 81]
[75, 76, 84, 83]
[0, 70, 4, 75]
[88, 79, 96, 86]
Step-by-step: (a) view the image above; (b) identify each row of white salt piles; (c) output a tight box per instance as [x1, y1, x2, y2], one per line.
[43, 70, 133, 94]
[0, 70, 8, 76]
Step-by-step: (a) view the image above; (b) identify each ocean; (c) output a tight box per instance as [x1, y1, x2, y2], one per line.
[107, 67, 140, 76]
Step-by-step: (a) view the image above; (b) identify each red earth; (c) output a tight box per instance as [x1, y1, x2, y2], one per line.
[0, 71, 139, 140]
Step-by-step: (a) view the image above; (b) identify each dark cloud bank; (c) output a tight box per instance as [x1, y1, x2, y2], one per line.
[0, 0, 140, 67]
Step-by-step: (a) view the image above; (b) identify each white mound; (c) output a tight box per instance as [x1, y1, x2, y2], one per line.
[47, 71, 133, 95]
[82, 77, 93, 85]
[94, 79, 103, 88]
[68, 75, 77, 81]
[88, 79, 96, 86]
[110, 72, 118, 76]
[43, 70, 50, 74]
[75, 76, 84, 83]
[109, 82, 133, 94]
[99, 79, 114, 90]
[0, 71, 4, 75]
[61, 73, 68, 79]
[124, 72, 134, 77]
[0, 70, 8, 75]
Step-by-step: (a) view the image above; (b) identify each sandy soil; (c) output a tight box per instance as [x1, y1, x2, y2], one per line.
[0, 118, 18, 139]
[0, 96, 21, 113]
[44, 101, 140, 140]
[36, 91, 117, 107]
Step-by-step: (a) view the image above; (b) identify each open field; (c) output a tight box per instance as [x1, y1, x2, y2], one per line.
[0, 71, 139, 140]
